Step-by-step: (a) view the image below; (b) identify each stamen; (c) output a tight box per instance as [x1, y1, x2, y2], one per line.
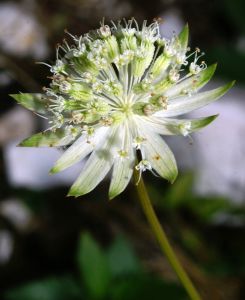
[135, 159, 152, 184]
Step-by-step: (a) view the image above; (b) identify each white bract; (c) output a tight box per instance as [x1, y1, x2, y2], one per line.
[11, 19, 234, 199]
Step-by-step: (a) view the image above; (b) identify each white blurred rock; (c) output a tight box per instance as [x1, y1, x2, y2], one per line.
[0, 2, 48, 58]
[160, 9, 184, 39]
[0, 71, 12, 87]
[192, 86, 245, 202]
[4, 142, 83, 189]
[213, 212, 245, 227]
[2, 106, 83, 189]
[0, 107, 35, 146]
[169, 83, 245, 202]
[236, 35, 245, 52]
[0, 230, 13, 264]
[0, 198, 32, 231]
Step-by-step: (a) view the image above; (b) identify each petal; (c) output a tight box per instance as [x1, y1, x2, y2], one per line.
[138, 114, 218, 136]
[150, 56, 171, 78]
[19, 127, 80, 147]
[109, 123, 135, 200]
[139, 124, 178, 183]
[156, 81, 235, 117]
[10, 93, 49, 114]
[50, 127, 108, 174]
[164, 64, 217, 98]
[68, 126, 120, 197]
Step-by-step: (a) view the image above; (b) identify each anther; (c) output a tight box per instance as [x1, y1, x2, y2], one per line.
[143, 104, 155, 116]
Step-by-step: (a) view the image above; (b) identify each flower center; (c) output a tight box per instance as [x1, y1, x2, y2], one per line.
[120, 101, 133, 115]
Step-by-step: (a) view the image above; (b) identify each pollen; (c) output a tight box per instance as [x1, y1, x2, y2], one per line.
[153, 154, 160, 160]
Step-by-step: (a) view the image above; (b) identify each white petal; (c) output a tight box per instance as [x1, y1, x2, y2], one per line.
[137, 115, 218, 136]
[156, 81, 234, 117]
[109, 123, 135, 199]
[138, 122, 178, 183]
[50, 127, 108, 174]
[68, 126, 119, 197]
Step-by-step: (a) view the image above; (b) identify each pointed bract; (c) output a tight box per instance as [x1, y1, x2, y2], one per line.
[178, 24, 189, 49]
[157, 81, 235, 117]
[19, 128, 80, 147]
[10, 93, 49, 115]
[140, 114, 218, 136]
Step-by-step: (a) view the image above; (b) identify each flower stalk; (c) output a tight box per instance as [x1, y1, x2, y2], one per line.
[134, 171, 202, 300]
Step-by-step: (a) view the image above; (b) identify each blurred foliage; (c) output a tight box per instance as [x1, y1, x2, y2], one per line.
[203, 0, 245, 84]
[222, 0, 245, 34]
[151, 173, 244, 222]
[4, 276, 82, 300]
[0, 173, 244, 299]
[148, 173, 245, 278]
[4, 233, 186, 300]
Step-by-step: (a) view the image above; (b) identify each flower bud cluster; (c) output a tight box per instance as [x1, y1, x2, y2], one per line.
[42, 19, 207, 132]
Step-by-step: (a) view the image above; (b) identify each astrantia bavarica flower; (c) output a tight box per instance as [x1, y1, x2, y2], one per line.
[11, 19, 234, 199]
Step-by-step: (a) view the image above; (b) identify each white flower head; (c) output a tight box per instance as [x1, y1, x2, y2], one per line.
[11, 19, 234, 199]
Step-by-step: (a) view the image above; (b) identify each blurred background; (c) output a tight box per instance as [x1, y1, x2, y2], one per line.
[0, 0, 245, 299]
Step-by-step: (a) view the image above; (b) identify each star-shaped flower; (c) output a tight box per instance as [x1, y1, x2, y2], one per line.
[11, 19, 234, 199]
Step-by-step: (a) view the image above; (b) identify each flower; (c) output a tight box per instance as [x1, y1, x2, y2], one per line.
[10, 19, 234, 199]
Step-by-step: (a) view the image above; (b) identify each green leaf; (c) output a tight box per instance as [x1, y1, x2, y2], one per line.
[158, 81, 235, 117]
[164, 173, 194, 208]
[107, 236, 141, 277]
[206, 47, 245, 83]
[4, 276, 82, 300]
[19, 128, 79, 147]
[77, 232, 111, 300]
[223, 0, 245, 33]
[190, 197, 232, 222]
[109, 275, 186, 300]
[10, 93, 49, 114]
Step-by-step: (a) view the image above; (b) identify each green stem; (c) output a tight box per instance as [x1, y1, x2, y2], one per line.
[135, 174, 202, 300]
